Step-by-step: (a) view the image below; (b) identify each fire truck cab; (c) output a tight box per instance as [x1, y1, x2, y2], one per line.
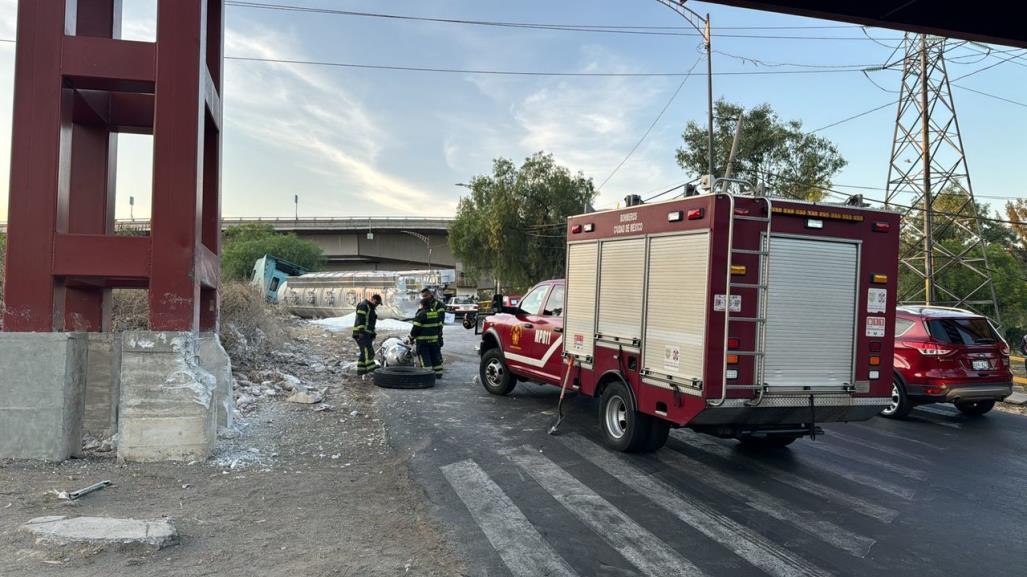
[478, 191, 901, 452]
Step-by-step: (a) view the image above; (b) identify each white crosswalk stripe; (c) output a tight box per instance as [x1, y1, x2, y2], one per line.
[559, 434, 830, 577]
[775, 444, 916, 500]
[510, 447, 710, 577]
[825, 430, 933, 465]
[675, 432, 900, 522]
[844, 423, 944, 451]
[441, 460, 579, 577]
[802, 441, 928, 480]
[657, 445, 877, 558]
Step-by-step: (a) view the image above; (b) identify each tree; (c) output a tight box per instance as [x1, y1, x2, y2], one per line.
[676, 100, 846, 201]
[449, 152, 596, 291]
[1007, 199, 1027, 249]
[220, 224, 324, 281]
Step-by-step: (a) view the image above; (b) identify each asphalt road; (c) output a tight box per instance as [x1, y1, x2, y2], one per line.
[378, 326, 1027, 577]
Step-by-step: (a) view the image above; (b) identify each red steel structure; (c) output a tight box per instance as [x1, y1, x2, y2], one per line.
[2, 0, 224, 333]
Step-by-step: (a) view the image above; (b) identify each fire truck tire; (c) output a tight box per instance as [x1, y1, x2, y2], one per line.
[480, 349, 516, 396]
[738, 435, 798, 449]
[881, 376, 912, 419]
[642, 420, 671, 452]
[599, 380, 653, 453]
[373, 366, 436, 389]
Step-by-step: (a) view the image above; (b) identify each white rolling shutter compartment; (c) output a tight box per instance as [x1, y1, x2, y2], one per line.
[764, 236, 858, 389]
[597, 238, 646, 344]
[565, 242, 599, 361]
[642, 233, 710, 385]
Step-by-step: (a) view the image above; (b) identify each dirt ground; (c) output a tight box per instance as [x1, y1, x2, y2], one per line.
[0, 322, 465, 577]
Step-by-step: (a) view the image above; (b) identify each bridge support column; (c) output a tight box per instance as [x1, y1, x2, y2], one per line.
[1, 0, 226, 461]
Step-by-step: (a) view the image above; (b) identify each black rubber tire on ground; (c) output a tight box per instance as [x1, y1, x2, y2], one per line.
[462, 314, 476, 330]
[598, 380, 653, 453]
[738, 435, 799, 449]
[372, 366, 436, 389]
[955, 399, 995, 416]
[480, 349, 516, 396]
[881, 377, 913, 419]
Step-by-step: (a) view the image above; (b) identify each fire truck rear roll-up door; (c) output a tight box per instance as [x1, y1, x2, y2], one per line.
[764, 236, 859, 390]
[642, 232, 710, 391]
[597, 238, 646, 344]
[565, 242, 599, 361]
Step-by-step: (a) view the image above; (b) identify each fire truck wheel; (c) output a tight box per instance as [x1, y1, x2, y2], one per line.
[599, 380, 652, 453]
[480, 349, 516, 396]
[642, 420, 671, 452]
[880, 377, 912, 419]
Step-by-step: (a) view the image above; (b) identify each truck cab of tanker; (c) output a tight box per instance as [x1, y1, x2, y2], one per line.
[478, 280, 567, 393]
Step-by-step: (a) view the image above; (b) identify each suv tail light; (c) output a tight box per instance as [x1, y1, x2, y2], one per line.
[908, 341, 956, 356]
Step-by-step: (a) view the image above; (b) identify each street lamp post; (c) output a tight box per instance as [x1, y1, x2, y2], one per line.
[656, 0, 714, 184]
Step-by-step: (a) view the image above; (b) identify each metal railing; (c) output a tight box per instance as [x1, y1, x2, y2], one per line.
[0, 217, 454, 235]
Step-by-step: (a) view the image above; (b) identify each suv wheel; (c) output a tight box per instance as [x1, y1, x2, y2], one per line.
[881, 378, 912, 419]
[599, 380, 652, 452]
[955, 399, 995, 416]
[480, 349, 516, 396]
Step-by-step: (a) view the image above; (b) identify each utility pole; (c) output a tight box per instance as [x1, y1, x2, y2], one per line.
[656, 1, 714, 186]
[294, 194, 298, 221]
[885, 32, 1000, 323]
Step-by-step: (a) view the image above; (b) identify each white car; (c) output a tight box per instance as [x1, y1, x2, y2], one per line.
[447, 295, 479, 318]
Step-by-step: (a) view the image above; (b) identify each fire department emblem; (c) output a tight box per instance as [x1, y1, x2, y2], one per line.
[510, 324, 523, 348]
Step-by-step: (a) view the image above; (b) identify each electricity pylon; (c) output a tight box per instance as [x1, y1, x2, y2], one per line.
[885, 33, 1001, 323]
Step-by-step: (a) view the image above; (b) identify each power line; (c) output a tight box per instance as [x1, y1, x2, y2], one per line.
[713, 49, 883, 70]
[597, 56, 702, 191]
[223, 1, 903, 41]
[953, 84, 1027, 109]
[810, 100, 897, 133]
[224, 55, 890, 77]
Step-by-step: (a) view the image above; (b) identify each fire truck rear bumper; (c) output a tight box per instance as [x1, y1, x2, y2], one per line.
[690, 396, 891, 426]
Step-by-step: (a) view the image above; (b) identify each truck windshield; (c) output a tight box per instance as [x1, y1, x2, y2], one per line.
[926, 317, 999, 345]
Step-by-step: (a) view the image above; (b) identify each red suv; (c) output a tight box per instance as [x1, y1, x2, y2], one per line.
[884, 306, 1013, 418]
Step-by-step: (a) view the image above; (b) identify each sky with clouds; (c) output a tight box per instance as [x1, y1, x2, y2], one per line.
[0, 0, 1023, 221]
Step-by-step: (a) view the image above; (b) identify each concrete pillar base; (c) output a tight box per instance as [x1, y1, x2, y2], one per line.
[0, 333, 88, 461]
[197, 333, 234, 430]
[84, 333, 121, 439]
[118, 332, 217, 462]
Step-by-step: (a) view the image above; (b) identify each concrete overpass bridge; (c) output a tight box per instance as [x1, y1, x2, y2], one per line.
[2, 216, 460, 276]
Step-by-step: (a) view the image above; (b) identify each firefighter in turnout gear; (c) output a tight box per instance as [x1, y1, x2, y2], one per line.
[352, 294, 382, 376]
[410, 289, 445, 378]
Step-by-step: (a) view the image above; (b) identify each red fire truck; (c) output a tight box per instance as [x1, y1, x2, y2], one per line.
[477, 191, 901, 451]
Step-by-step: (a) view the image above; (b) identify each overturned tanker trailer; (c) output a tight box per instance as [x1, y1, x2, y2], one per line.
[277, 270, 453, 320]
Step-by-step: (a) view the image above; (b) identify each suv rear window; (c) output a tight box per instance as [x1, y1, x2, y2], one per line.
[926, 317, 999, 345]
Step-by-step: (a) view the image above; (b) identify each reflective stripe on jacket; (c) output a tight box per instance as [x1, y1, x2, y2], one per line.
[352, 300, 377, 337]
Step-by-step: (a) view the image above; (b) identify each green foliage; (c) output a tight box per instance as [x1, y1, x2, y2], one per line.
[897, 195, 1027, 343]
[449, 152, 596, 292]
[1007, 199, 1027, 249]
[676, 100, 846, 201]
[221, 224, 324, 281]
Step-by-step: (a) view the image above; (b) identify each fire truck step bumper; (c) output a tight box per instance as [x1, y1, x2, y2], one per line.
[690, 399, 890, 426]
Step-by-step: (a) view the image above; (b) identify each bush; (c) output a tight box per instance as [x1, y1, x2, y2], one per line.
[111, 289, 149, 332]
[221, 224, 324, 281]
[109, 283, 287, 367]
[219, 281, 288, 365]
